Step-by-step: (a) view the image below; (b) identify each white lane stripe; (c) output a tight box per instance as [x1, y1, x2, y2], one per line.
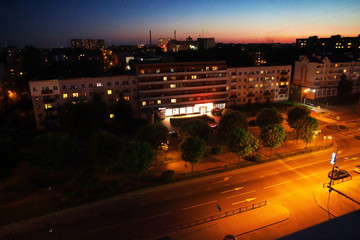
[296, 173, 320, 180]
[225, 190, 256, 199]
[263, 181, 290, 189]
[133, 211, 172, 222]
[182, 200, 217, 211]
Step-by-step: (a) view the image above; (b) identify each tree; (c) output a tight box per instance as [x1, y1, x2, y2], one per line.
[297, 116, 320, 148]
[0, 137, 18, 188]
[337, 74, 353, 101]
[125, 141, 154, 181]
[227, 128, 258, 165]
[179, 136, 206, 174]
[87, 130, 124, 174]
[180, 119, 211, 140]
[287, 106, 311, 139]
[217, 110, 248, 144]
[30, 132, 76, 174]
[256, 108, 283, 129]
[260, 124, 286, 159]
[137, 123, 168, 164]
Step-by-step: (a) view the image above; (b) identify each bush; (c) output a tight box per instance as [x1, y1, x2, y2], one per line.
[252, 154, 262, 162]
[211, 146, 221, 155]
[161, 170, 176, 182]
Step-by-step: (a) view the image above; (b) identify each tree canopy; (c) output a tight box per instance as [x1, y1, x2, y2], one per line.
[179, 136, 206, 174]
[337, 74, 353, 101]
[256, 107, 283, 129]
[217, 110, 248, 143]
[180, 119, 211, 140]
[0, 137, 18, 186]
[30, 132, 76, 173]
[227, 128, 258, 165]
[137, 122, 169, 149]
[260, 124, 286, 158]
[87, 130, 124, 174]
[287, 106, 311, 129]
[297, 116, 320, 147]
[125, 141, 154, 181]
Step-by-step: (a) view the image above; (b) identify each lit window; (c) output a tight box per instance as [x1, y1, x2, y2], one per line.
[205, 67, 210, 71]
[286, 82, 289, 85]
[163, 76, 167, 81]
[212, 66, 218, 71]
[45, 104, 52, 109]
[63, 93, 68, 99]
[72, 93, 79, 97]
[170, 68, 174, 72]
[124, 96, 130, 101]
[171, 99, 176, 103]
[156, 69, 160, 73]
[335, 64, 338, 67]
[142, 101, 146, 106]
[255, 84, 258, 87]
[96, 82, 103, 87]
[107, 90, 112, 95]
[191, 75, 197, 79]
[170, 84, 176, 88]
[343, 69, 347, 73]
[260, 71, 264, 74]
[157, 100, 162, 104]
[140, 70, 145, 74]
[109, 114, 114, 119]
[249, 78, 253, 82]
[276, 83, 279, 86]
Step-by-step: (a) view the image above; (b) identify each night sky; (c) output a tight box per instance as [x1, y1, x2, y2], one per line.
[1, 0, 360, 48]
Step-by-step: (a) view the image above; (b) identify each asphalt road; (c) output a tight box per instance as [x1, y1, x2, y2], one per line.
[2, 132, 360, 240]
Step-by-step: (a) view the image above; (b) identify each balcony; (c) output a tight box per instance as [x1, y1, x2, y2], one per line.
[44, 107, 57, 112]
[263, 92, 272, 96]
[41, 89, 54, 94]
[43, 98, 56, 103]
[247, 93, 255, 97]
[280, 77, 288, 81]
[279, 85, 288, 88]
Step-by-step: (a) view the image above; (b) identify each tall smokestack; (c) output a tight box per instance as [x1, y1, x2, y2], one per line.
[174, 30, 176, 40]
[149, 30, 152, 45]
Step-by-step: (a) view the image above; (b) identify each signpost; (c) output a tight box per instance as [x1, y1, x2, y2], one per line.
[329, 149, 338, 187]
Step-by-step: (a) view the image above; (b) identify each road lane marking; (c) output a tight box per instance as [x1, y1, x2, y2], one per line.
[296, 173, 320, 180]
[263, 181, 290, 189]
[212, 177, 230, 184]
[221, 187, 244, 194]
[182, 200, 217, 211]
[226, 190, 256, 199]
[232, 198, 256, 205]
[344, 157, 358, 162]
[133, 211, 172, 222]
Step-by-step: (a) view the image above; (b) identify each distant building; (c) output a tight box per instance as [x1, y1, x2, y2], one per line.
[71, 39, 106, 49]
[70, 39, 83, 48]
[168, 36, 199, 52]
[197, 38, 216, 49]
[292, 54, 360, 103]
[296, 35, 360, 51]
[158, 38, 172, 52]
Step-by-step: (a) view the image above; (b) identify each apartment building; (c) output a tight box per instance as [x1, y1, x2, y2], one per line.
[29, 75, 138, 129]
[293, 55, 360, 102]
[136, 61, 228, 119]
[296, 35, 360, 50]
[227, 65, 292, 106]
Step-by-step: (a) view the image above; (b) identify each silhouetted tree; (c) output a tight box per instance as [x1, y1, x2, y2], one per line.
[180, 119, 211, 140]
[297, 116, 320, 148]
[217, 110, 248, 144]
[256, 108, 283, 129]
[337, 74, 353, 101]
[179, 136, 206, 174]
[227, 128, 258, 165]
[126, 141, 154, 181]
[0, 137, 18, 188]
[260, 124, 286, 159]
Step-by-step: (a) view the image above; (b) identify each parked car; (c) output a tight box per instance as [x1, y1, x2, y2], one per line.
[328, 169, 350, 180]
[354, 165, 360, 174]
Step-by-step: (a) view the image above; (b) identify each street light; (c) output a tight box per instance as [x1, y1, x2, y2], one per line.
[329, 149, 338, 187]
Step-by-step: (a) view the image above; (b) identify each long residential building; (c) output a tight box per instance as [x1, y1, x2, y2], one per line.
[292, 55, 360, 103]
[29, 61, 292, 129]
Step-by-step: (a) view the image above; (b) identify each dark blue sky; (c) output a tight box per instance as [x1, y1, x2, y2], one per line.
[1, 0, 360, 48]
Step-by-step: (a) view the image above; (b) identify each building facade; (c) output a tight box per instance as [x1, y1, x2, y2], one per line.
[227, 65, 291, 106]
[136, 61, 228, 119]
[29, 75, 138, 129]
[292, 55, 360, 102]
[296, 35, 360, 50]
[29, 61, 294, 129]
